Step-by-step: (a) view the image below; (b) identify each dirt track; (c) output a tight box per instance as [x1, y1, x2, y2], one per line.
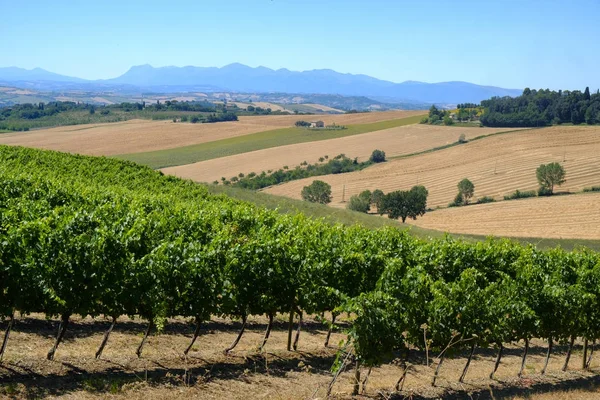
[0, 111, 423, 156]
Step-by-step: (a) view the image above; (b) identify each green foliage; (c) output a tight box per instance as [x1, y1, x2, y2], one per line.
[503, 189, 537, 201]
[476, 196, 496, 204]
[347, 190, 372, 213]
[369, 149, 386, 163]
[583, 186, 600, 193]
[481, 87, 600, 127]
[4, 144, 600, 376]
[536, 162, 566, 194]
[295, 120, 311, 127]
[443, 116, 454, 125]
[379, 185, 428, 223]
[232, 154, 372, 190]
[457, 178, 475, 205]
[301, 180, 332, 204]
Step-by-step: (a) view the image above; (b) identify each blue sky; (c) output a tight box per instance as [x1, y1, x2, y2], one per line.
[1, 0, 598, 89]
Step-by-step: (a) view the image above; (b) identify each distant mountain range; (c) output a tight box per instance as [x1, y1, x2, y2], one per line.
[0, 64, 522, 105]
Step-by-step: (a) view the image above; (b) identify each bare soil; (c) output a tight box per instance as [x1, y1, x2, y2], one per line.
[1, 314, 600, 399]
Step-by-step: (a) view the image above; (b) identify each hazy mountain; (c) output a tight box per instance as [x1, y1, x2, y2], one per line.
[105, 64, 521, 104]
[0, 64, 522, 104]
[0, 67, 87, 83]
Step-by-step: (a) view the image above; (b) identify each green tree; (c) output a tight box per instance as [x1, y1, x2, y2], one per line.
[443, 116, 454, 125]
[457, 178, 475, 205]
[347, 195, 370, 213]
[301, 180, 332, 204]
[370, 149, 386, 163]
[536, 162, 566, 194]
[371, 189, 384, 212]
[379, 185, 428, 223]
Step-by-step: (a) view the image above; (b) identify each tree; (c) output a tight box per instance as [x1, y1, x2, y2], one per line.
[378, 185, 428, 223]
[457, 178, 475, 205]
[347, 195, 370, 213]
[301, 180, 332, 204]
[371, 189, 384, 212]
[536, 163, 566, 194]
[370, 150, 386, 163]
[443, 116, 454, 126]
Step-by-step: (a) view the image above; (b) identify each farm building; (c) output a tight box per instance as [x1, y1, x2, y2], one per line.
[310, 120, 325, 128]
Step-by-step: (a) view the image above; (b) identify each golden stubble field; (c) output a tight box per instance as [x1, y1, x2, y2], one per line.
[2, 314, 600, 400]
[410, 192, 600, 240]
[264, 126, 600, 239]
[0, 111, 423, 156]
[162, 125, 519, 183]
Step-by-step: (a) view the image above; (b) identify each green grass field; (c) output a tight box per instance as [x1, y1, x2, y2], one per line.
[208, 185, 600, 251]
[117, 114, 425, 168]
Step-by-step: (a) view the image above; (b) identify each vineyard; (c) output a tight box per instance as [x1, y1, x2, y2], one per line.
[2, 145, 600, 397]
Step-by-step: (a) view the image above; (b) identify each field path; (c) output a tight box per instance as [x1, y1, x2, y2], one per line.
[163, 125, 519, 183]
[0, 110, 422, 156]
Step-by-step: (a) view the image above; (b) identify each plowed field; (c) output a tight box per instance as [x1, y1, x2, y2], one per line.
[410, 192, 600, 239]
[264, 126, 600, 239]
[163, 125, 519, 183]
[0, 110, 423, 156]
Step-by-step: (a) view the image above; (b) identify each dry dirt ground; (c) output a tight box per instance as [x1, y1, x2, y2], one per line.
[162, 125, 518, 183]
[409, 192, 600, 240]
[0, 111, 423, 156]
[2, 314, 600, 399]
[265, 126, 600, 238]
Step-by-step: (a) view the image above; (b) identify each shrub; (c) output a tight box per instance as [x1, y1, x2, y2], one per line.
[503, 190, 536, 200]
[449, 192, 464, 207]
[301, 180, 332, 204]
[458, 133, 467, 143]
[190, 116, 200, 124]
[443, 116, 454, 125]
[347, 195, 370, 213]
[583, 186, 600, 192]
[537, 186, 553, 196]
[420, 117, 429, 124]
[476, 196, 495, 204]
[370, 149, 386, 163]
[181, 115, 188, 122]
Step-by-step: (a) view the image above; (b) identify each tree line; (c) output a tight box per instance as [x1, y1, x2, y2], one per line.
[481, 87, 600, 127]
[2, 145, 600, 395]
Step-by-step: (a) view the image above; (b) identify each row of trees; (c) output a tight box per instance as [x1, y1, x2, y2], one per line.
[2, 145, 600, 394]
[450, 162, 567, 207]
[481, 87, 600, 127]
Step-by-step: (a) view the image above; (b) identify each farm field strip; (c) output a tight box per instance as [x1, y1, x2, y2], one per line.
[0, 110, 422, 157]
[409, 192, 600, 240]
[118, 112, 426, 169]
[162, 124, 519, 184]
[2, 314, 599, 400]
[265, 125, 600, 210]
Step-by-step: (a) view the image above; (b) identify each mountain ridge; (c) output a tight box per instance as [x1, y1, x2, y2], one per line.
[0, 64, 522, 104]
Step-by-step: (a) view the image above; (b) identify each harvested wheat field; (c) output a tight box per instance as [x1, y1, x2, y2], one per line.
[163, 125, 518, 183]
[0, 111, 423, 156]
[410, 192, 600, 240]
[265, 125, 600, 214]
[2, 314, 600, 400]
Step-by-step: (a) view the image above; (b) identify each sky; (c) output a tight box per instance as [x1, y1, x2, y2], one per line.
[1, 0, 598, 90]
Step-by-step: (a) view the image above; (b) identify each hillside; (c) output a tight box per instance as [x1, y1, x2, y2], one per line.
[0, 111, 421, 156]
[264, 125, 600, 238]
[163, 125, 520, 184]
